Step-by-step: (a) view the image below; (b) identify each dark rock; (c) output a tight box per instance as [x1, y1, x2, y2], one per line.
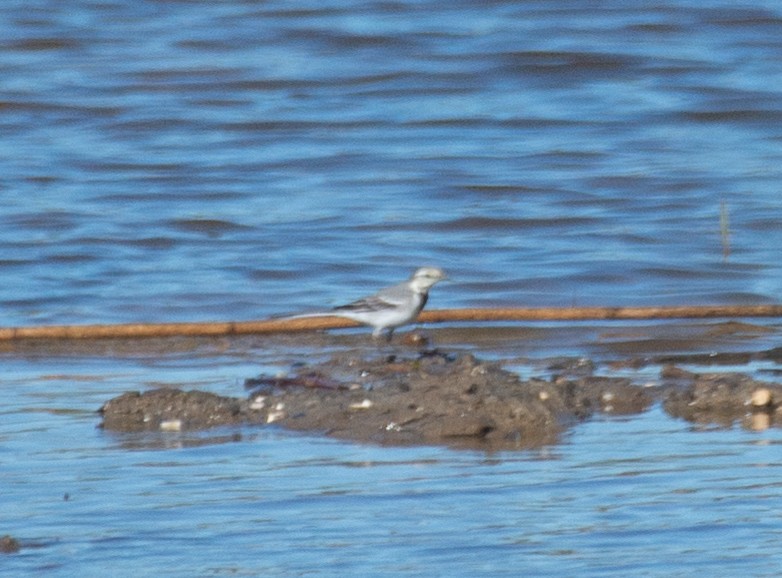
[0, 535, 20, 554]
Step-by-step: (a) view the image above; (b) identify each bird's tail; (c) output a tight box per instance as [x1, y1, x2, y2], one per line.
[278, 311, 342, 321]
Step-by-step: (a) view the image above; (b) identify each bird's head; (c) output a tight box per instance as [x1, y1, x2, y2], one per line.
[409, 267, 447, 292]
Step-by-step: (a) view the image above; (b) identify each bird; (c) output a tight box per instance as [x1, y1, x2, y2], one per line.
[287, 267, 446, 340]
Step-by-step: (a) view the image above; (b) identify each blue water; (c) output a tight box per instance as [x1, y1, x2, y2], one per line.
[3, 0, 782, 575]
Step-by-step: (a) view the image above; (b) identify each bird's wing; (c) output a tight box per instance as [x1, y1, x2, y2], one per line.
[334, 294, 399, 313]
[334, 281, 410, 312]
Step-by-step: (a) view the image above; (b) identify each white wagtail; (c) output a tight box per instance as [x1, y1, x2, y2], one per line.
[288, 267, 446, 340]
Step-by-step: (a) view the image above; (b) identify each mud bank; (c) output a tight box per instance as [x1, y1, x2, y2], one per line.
[100, 388, 266, 432]
[99, 349, 782, 450]
[101, 350, 652, 450]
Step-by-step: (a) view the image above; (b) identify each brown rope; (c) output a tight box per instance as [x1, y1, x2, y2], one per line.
[419, 305, 782, 322]
[0, 305, 780, 341]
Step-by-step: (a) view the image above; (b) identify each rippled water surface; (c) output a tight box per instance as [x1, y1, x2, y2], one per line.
[3, 1, 782, 575]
